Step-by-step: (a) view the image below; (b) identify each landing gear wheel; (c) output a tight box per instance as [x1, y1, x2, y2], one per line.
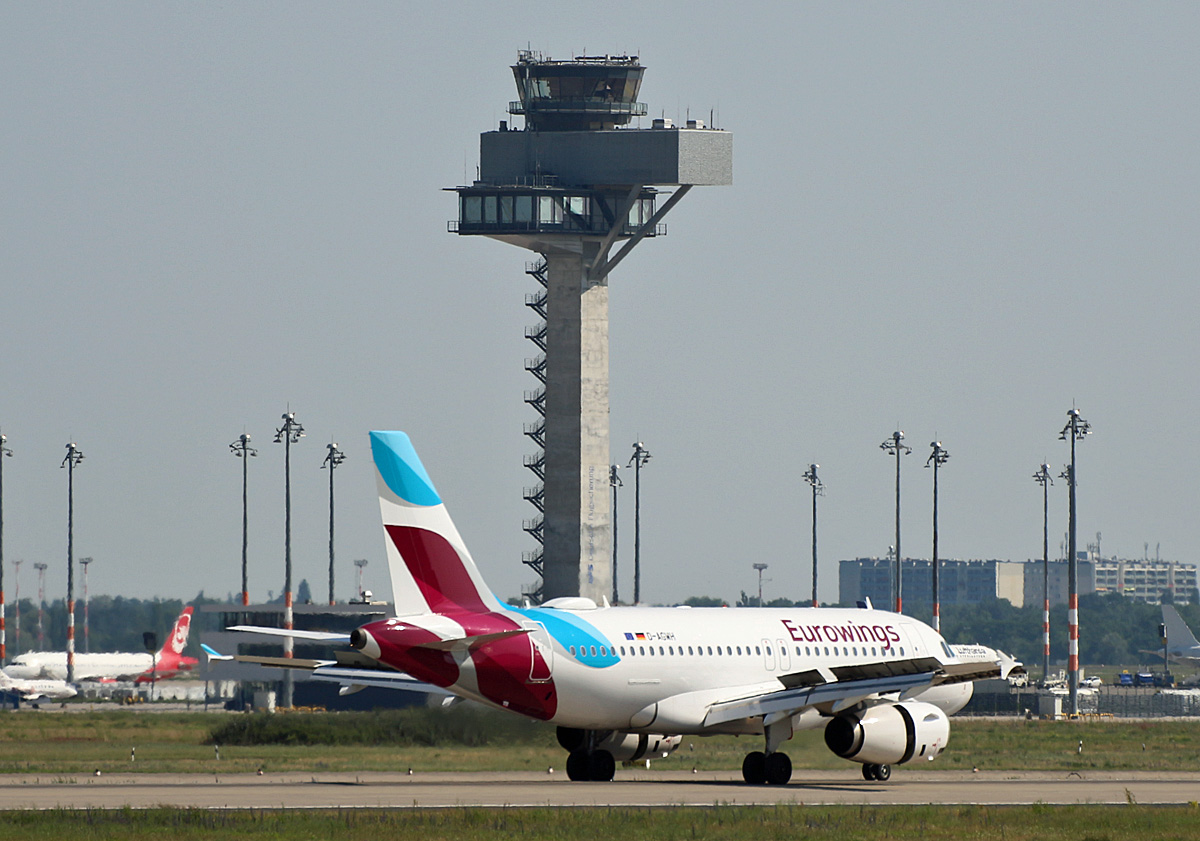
[764, 752, 792, 785]
[589, 750, 616, 782]
[741, 751, 767, 784]
[566, 750, 590, 781]
[873, 763, 891, 781]
[862, 763, 877, 781]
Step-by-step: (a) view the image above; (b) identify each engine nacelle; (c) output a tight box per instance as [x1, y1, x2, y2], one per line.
[557, 727, 682, 762]
[824, 701, 950, 766]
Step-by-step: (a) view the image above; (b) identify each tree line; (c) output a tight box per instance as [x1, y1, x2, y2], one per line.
[6, 587, 1195, 670]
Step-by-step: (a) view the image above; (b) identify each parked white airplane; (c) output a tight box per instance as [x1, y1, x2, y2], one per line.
[232, 431, 1021, 784]
[1159, 605, 1200, 666]
[4, 607, 197, 682]
[0, 669, 77, 701]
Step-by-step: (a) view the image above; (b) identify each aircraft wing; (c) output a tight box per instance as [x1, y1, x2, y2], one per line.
[704, 651, 1019, 727]
[705, 668, 938, 726]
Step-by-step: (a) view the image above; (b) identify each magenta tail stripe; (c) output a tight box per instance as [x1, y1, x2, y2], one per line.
[385, 525, 488, 615]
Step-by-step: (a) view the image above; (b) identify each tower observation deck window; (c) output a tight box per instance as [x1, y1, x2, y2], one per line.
[455, 188, 657, 238]
[515, 195, 533, 223]
[463, 195, 482, 224]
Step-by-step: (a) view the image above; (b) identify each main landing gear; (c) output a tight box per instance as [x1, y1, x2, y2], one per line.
[741, 750, 792, 785]
[557, 729, 616, 782]
[566, 748, 616, 782]
[861, 762, 891, 781]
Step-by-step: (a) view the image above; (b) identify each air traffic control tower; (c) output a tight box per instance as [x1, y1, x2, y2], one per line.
[450, 52, 731, 603]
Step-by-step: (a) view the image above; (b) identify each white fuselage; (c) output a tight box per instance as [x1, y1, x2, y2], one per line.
[4, 651, 158, 682]
[424, 604, 971, 732]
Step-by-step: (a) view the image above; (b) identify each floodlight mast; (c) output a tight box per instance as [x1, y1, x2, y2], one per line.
[229, 433, 257, 607]
[11, 559, 22, 657]
[79, 557, 93, 653]
[802, 464, 823, 607]
[353, 558, 368, 601]
[628, 442, 651, 605]
[0, 432, 11, 665]
[752, 563, 769, 606]
[609, 465, 622, 604]
[274, 411, 305, 708]
[322, 442, 346, 605]
[1059, 407, 1091, 715]
[61, 442, 84, 683]
[33, 562, 48, 650]
[880, 431, 911, 613]
[926, 441, 950, 632]
[1032, 463, 1053, 685]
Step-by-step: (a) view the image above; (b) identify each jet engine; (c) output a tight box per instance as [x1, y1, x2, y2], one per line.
[557, 728, 682, 762]
[824, 701, 950, 766]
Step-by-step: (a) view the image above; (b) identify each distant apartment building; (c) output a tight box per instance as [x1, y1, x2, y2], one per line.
[1093, 558, 1197, 605]
[1020, 558, 1097, 608]
[839, 554, 1200, 609]
[839, 558, 1029, 609]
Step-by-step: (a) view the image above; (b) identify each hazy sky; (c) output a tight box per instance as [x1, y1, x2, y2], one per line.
[2, 3, 1197, 611]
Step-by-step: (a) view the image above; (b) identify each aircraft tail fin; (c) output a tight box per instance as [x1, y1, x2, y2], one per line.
[159, 607, 194, 657]
[1163, 605, 1200, 652]
[370, 431, 503, 618]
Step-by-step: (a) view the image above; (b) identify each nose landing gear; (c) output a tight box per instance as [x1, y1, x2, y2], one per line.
[861, 762, 891, 781]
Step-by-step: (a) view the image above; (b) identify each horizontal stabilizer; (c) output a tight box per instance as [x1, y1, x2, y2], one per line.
[309, 665, 454, 696]
[232, 655, 336, 670]
[413, 629, 529, 651]
[226, 625, 353, 644]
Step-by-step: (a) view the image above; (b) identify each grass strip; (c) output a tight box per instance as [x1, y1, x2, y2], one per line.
[0, 804, 1197, 840]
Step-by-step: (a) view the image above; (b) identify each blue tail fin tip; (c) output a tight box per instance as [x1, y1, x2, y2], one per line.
[370, 431, 442, 507]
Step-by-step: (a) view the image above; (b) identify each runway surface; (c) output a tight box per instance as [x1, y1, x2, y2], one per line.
[1, 769, 1197, 809]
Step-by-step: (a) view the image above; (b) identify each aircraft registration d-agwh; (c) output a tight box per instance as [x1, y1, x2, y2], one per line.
[232, 431, 1022, 784]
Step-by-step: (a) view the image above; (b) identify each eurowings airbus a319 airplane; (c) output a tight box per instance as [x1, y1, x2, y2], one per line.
[232, 431, 1022, 785]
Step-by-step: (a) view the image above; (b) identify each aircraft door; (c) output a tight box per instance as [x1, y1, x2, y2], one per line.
[776, 638, 792, 672]
[522, 621, 553, 683]
[761, 639, 776, 671]
[899, 623, 927, 658]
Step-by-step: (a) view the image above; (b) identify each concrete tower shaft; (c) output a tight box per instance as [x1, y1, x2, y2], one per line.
[450, 53, 731, 603]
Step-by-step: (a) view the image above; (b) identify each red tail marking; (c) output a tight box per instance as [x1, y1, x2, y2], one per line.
[385, 525, 488, 615]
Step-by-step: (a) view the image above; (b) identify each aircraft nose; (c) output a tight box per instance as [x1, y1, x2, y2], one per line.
[349, 627, 381, 659]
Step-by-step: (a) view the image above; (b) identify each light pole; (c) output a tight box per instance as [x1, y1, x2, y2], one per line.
[802, 464, 823, 607]
[880, 431, 911, 613]
[274, 411, 304, 708]
[79, 557, 93, 654]
[926, 441, 949, 632]
[33, 562, 47, 650]
[229, 433, 257, 606]
[1032, 463, 1053, 685]
[0, 432, 11, 665]
[628, 442, 651, 605]
[61, 442, 84, 683]
[610, 465, 622, 604]
[11, 559, 21, 656]
[1059, 407, 1090, 715]
[353, 559, 368, 601]
[322, 442, 346, 606]
[753, 563, 769, 606]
